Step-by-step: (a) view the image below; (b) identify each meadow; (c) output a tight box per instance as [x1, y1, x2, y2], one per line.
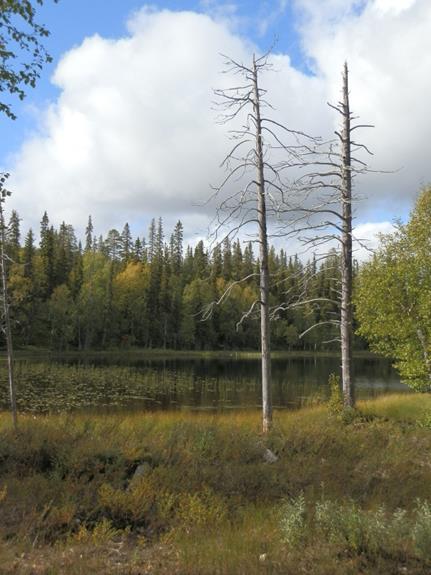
[1, 394, 431, 574]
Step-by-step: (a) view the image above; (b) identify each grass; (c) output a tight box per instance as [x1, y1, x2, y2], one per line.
[359, 392, 431, 422]
[1, 396, 431, 573]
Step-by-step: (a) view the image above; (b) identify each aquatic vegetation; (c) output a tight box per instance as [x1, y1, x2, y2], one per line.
[0, 354, 404, 414]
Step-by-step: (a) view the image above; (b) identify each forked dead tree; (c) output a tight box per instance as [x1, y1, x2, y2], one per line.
[206, 53, 315, 432]
[0, 173, 17, 430]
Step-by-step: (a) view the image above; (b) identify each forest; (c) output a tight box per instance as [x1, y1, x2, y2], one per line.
[3, 210, 361, 353]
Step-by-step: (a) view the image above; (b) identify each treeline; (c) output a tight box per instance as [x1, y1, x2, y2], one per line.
[3, 211, 364, 351]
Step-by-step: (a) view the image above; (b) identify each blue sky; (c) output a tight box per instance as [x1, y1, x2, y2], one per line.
[2, 0, 429, 255]
[2, 0, 304, 162]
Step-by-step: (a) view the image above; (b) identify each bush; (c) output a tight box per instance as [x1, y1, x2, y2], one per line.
[413, 500, 431, 559]
[280, 496, 431, 562]
[280, 494, 306, 547]
[327, 373, 343, 416]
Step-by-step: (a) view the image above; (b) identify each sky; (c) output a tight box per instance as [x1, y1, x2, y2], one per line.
[1, 0, 430, 257]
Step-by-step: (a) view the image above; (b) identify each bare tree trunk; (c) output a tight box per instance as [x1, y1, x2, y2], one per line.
[0, 193, 17, 431]
[210, 52, 311, 431]
[252, 55, 272, 433]
[340, 62, 354, 408]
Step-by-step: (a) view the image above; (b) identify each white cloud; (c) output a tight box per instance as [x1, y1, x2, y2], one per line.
[353, 221, 395, 261]
[373, 0, 416, 16]
[294, 0, 431, 211]
[7, 1, 431, 244]
[8, 7, 321, 238]
[10, 10, 252, 236]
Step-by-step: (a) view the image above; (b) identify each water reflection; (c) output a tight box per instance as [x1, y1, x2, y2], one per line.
[0, 353, 406, 413]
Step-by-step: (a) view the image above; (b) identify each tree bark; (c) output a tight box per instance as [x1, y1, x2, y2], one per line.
[340, 62, 354, 408]
[252, 55, 272, 432]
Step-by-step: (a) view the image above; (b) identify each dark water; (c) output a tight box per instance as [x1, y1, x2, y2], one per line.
[0, 353, 405, 413]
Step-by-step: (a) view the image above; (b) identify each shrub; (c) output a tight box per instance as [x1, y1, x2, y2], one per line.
[412, 500, 431, 559]
[71, 518, 124, 545]
[176, 487, 229, 531]
[327, 374, 343, 417]
[280, 494, 306, 547]
[280, 497, 431, 561]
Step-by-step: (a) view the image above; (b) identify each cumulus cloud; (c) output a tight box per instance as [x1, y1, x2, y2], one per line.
[295, 0, 431, 212]
[10, 9, 254, 237]
[7, 0, 431, 248]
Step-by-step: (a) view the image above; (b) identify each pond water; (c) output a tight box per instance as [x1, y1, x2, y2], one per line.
[0, 353, 405, 413]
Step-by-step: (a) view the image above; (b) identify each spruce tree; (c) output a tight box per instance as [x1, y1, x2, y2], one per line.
[23, 229, 35, 278]
[85, 215, 93, 252]
[121, 222, 132, 262]
[7, 210, 20, 263]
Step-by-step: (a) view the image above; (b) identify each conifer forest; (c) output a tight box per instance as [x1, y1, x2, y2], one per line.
[5, 210, 359, 353]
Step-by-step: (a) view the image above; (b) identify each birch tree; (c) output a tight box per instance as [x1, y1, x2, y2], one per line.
[0, 0, 58, 119]
[355, 187, 431, 391]
[0, 173, 17, 430]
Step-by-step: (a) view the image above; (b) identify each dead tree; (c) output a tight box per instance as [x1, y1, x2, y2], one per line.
[274, 62, 375, 408]
[206, 53, 315, 432]
[338, 62, 354, 407]
[0, 173, 17, 430]
[252, 54, 272, 432]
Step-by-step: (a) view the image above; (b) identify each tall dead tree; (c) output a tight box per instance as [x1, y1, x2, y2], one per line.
[338, 62, 354, 407]
[273, 62, 374, 408]
[252, 55, 272, 432]
[0, 173, 17, 430]
[206, 53, 314, 432]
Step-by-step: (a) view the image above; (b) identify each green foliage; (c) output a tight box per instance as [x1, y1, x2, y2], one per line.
[313, 500, 407, 556]
[355, 187, 431, 391]
[418, 413, 431, 429]
[280, 493, 306, 546]
[281, 495, 431, 562]
[0, 0, 58, 120]
[327, 373, 343, 416]
[412, 500, 431, 559]
[4, 211, 353, 352]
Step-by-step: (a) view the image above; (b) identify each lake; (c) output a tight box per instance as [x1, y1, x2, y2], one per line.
[0, 353, 405, 413]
